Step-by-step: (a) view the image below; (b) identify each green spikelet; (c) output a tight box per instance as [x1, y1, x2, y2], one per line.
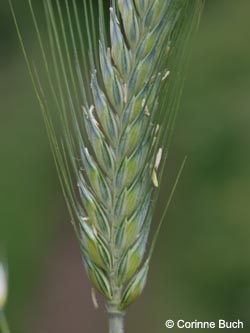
[120, 260, 149, 310]
[10, 0, 204, 331]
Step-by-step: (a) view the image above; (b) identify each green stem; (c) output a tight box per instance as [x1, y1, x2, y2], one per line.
[0, 312, 10, 333]
[108, 308, 125, 333]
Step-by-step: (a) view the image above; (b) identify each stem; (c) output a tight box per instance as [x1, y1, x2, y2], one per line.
[0, 312, 10, 333]
[108, 308, 125, 333]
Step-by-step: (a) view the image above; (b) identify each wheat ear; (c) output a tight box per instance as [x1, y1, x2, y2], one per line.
[9, 0, 204, 332]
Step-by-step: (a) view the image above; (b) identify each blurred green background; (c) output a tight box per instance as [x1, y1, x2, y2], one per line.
[0, 0, 250, 332]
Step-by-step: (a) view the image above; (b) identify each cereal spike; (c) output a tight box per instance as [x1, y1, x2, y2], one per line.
[12, 0, 204, 329]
